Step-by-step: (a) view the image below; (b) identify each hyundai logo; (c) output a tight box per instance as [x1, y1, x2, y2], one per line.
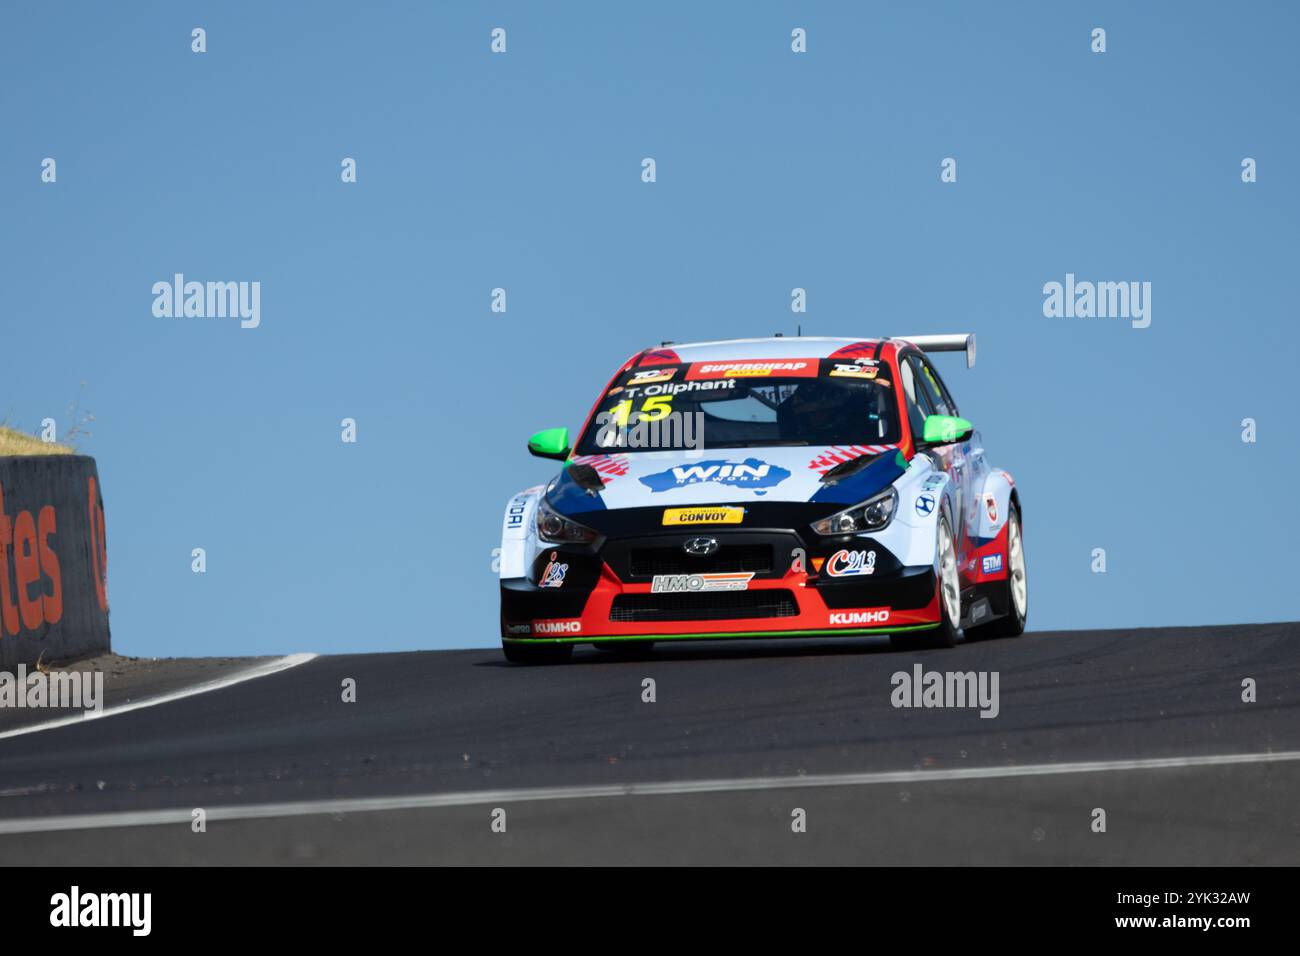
[683, 536, 719, 556]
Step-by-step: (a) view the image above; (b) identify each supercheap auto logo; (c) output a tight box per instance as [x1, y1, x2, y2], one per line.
[639, 458, 791, 493]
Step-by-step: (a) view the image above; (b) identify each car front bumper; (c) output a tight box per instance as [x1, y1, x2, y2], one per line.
[500, 528, 942, 644]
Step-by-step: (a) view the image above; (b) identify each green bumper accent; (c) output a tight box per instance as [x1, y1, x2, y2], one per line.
[503, 623, 940, 644]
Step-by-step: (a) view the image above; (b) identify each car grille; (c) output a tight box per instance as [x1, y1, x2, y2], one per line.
[609, 589, 798, 623]
[627, 544, 773, 578]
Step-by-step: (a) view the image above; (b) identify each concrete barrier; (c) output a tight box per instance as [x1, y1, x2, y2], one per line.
[0, 455, 109, 666]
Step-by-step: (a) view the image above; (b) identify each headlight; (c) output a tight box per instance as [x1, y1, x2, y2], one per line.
[811, 487, 898, 536]
[536, 499, 601, 545]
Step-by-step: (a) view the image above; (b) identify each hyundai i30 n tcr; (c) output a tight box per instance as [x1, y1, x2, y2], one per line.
[498, 334, 1026, 663]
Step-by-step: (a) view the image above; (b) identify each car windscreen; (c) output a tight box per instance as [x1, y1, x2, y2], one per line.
[574, 357, 901, 453]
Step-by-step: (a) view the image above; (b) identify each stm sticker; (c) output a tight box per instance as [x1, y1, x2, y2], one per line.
[662, 506, 745, 526]
[539, 552, 568, 588]
[981, 554, 1004, 574]
[641, 458, 791, 493]
[650, 572, 754, 593]
[825, 549, 877, 577]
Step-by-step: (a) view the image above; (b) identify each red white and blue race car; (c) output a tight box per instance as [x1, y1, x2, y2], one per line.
[498, 335, 1026, 663]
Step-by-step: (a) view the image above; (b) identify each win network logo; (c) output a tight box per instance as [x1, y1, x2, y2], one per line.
[639, 458, 791, 493]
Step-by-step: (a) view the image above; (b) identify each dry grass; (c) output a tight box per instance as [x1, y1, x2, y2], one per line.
[0, 426, 74, 456]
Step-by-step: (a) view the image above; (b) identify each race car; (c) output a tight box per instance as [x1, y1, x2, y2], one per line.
[498, 334, 1026, 663]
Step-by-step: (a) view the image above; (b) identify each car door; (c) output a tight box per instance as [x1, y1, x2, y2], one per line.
[908, 352, 985, 566]
[906, 352, 966, 524]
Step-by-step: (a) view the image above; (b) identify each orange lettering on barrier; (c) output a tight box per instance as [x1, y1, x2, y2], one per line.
[0, 487, 18, 637]
[0, 485, 73, 637]
[88, 476, 108, 612]
[38, 506, 62, 625]
[13, 510, 42, 631]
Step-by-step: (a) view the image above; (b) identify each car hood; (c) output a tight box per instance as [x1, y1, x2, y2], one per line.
[549, 445, 906, 515]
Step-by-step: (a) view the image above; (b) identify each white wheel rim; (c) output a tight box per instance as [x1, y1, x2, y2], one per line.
[1008, 513, 1027, 617]
[939, 520, 960, 625]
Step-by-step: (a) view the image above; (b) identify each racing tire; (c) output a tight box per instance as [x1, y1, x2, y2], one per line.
[501, 642, 575, 665]
[891, 511, 961, 650]
[964, 506, 1027, 641]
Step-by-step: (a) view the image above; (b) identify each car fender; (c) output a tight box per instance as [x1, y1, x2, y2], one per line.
[882, 456, 950, 566]
[499, 485, 545, 579]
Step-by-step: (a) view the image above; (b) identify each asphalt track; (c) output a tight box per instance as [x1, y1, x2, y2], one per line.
[1, 622, 1297, 865]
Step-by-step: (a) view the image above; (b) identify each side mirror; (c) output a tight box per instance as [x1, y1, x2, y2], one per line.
[922, 414, 973, 445]
[528, 427, 571, 461]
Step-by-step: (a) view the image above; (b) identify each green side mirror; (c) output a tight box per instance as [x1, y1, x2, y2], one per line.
[922, 414, 973, 445]
[528, 427, 571, 460]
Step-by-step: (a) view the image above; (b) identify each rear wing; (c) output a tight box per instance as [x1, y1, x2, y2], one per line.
[897, 333, 976, 368]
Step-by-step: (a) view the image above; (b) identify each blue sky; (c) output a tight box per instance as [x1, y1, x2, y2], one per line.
[2, 1, 1296, 656]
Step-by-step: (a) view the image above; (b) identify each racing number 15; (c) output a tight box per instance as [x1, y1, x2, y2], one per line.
[607, 395, 673, 424]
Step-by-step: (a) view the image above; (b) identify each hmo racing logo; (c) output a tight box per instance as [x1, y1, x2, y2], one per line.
[829, 608, 890, 625]
[650, 572, 754, 593]
[639, 458, 791, 493]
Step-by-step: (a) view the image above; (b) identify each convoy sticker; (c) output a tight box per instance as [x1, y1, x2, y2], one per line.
[650, 572, 754, 593]
[825, 549, 877, 577]
[662, 506, 745, 526]
[640, 458, 791, 493]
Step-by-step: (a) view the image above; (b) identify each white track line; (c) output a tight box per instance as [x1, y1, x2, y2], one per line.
[2, 748, 1298, 836]
[0, 653, 317, 742]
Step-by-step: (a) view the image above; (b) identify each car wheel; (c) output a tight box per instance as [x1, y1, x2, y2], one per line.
[965, 506, 1027, 641]
[501, 641, 575, 665]
[892, 511, 961, 649]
